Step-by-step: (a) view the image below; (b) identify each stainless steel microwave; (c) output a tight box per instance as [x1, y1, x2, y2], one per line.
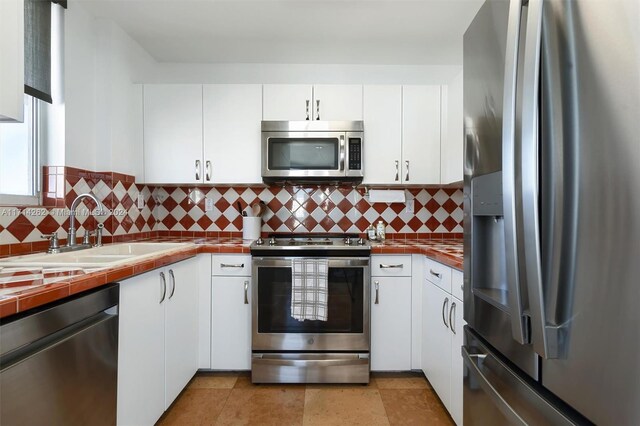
[261, 121, 364, 184]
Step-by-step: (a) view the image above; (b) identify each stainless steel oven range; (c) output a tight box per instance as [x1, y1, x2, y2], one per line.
[250, 234, 371, 384]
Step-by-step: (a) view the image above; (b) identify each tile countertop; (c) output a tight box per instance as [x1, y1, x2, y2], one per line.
[0, 237, 462, 319]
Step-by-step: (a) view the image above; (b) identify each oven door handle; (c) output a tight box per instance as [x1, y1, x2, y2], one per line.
[252, 355, 369, 368]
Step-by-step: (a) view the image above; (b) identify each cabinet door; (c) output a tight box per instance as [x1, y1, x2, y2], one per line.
[422, 279, 451, 410]
[371, 276, 412, 371]
[363, 85, 402, 184]
[211, 276, 252, 370]
[197, 255, 212, 369]
[402, 85, 441, 184]
[262, 84, 313, 120]
[117, 270, 166, 426]
[203, 84, 262, 184]
[441, 73, 463, 184]
[450, 297, 465, 426]
[0, 0, 24, 122]
[313, 85, 363, 121]
[165, 259, 199, 408]
[143, 84, 203, 183]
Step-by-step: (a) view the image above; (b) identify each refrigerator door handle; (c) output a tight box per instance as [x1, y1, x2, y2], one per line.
[502, 0, 528, 345]
[462, 346, 528, 426]
[521, 0, 560, 359]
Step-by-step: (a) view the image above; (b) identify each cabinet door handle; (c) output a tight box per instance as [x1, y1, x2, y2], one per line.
[168, 269, 176, 299]
[405, 160, 410, 181]
[449, 302, 457, 335]
[305, 99, 310, 120]
[221, 263, 245, 268]
[244, 280, 249, 305]
[205, 160, 211, 181]
[374, 280, 380, 304]
[316, 99, 320, 120]
[195, 159, 201, 181]
[380, 264, 403, 269]
[159, 272, 167, 304]
[442, 297, 449, 329]
[394, 160, 399, 181]
[429, 269, 442, 279]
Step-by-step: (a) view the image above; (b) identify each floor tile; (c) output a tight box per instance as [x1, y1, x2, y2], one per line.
[189, 373, 238, 389]
[302, 388, 390, 426]
[379, 389, 454, 426]
[233, 375, 307, 390]
[157, 388, 231, 426]
[215, 387, 305, 425]
[374, 376, 430, 390]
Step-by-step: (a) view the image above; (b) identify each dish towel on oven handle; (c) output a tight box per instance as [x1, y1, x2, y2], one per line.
[291, 258, 329, 322]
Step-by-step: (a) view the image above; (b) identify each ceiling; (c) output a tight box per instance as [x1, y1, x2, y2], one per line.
[78, 0, 483, 65]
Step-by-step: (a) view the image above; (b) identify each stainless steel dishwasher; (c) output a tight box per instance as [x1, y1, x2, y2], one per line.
[0, 283, 119, 426]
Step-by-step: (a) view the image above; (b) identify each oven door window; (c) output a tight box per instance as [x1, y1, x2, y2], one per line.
[257, 267, 364, 333]
[268, 138, 339, 170]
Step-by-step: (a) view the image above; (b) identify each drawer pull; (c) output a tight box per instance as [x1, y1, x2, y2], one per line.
[380, 264, 403, 269]
[429, 269, 442, 279]
[221, 263, 245, 268]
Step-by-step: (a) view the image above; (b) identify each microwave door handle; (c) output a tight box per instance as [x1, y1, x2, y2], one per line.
[339, 135, 345, 172]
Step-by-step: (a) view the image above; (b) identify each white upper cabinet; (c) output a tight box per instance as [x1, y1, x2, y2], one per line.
[312, 85, 363, 121]
[262, 84, 313, 121]
[203, 84, 262, 184]
[441, 72, 464, 184]
[262, 84, 362, 121]
[363, 85, 402, 184]
[143, 84, 203, 184]
[0, 0, 24, 122]
[402, 85, 442, 185]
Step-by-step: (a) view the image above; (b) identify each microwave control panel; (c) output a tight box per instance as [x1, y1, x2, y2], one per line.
[348, 138, 362, 170]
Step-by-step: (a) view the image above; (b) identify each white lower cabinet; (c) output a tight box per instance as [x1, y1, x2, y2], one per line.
[117, 257, 199, 426]
[421, 259, 465, 425]
[371, 255, 412, 371]
[211, 255, 252, 370]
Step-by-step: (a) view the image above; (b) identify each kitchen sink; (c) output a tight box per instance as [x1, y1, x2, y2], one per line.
[0, 242, 191, 268]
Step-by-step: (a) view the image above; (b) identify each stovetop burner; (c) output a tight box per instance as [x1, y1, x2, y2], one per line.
[249, 233, 371, 256]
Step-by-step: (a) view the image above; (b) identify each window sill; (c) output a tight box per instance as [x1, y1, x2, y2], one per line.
[0, 194, 41, 206]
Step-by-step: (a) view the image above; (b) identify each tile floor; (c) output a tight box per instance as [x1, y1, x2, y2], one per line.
[157, 372, 454, 426]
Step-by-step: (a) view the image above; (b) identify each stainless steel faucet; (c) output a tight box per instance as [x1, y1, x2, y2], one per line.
[67, 193, 107, 247]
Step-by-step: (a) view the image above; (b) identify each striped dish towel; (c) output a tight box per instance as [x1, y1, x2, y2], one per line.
[291, 258, 329, 322]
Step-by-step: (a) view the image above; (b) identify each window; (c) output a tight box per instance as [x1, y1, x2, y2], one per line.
[0, 95, 41, 205]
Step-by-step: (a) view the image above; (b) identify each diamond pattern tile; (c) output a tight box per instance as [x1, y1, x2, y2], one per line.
[0, 168, 463, 248]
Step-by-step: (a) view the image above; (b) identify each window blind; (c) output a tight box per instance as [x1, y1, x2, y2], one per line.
[24, 0, 53, 103]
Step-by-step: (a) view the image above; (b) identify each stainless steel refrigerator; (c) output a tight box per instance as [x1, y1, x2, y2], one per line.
[463, 0, 640, 424]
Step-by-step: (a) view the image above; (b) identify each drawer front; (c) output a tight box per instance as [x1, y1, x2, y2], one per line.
[451, 268, 464, 301]
[371, 255, 412, 277]
[425, 258, 451, 293]
[212, 255, 252, 276]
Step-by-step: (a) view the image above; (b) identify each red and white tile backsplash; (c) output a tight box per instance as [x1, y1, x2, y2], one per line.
[153, 185, 463, 235]
[0, 166, 462, 253]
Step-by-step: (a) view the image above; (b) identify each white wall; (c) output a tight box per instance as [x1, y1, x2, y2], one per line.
[94, 19, 153, 179]
[147, 63, 462, 86]
[64, 0, 97, 171]
[63, 0, 153, 179]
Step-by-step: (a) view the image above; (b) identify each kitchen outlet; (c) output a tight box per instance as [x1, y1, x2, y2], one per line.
[205, 197, 214, 212]
[137, 194, 144, 209]
[405, 199, 414, 213]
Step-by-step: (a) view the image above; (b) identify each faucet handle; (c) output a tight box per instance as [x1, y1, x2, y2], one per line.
[41, 232, 60, 252]
[82, 230, 96, 245]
